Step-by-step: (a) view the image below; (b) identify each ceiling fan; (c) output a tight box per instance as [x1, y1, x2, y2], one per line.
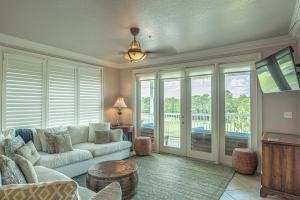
[122, 27, 177, 63]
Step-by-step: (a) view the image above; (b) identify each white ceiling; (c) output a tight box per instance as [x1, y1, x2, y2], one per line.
[0, 0, 297, 66]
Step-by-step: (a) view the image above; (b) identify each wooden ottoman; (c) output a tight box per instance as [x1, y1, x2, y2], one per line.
[86, 160, 138, 200]
[232, 148, 258, 175]
[134, 136, 152, 156]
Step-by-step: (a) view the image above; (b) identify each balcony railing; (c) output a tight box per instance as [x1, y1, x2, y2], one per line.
[140, 112, 251, 155]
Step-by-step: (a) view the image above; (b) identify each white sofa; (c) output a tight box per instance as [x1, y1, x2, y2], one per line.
[33, 125, 132, 178]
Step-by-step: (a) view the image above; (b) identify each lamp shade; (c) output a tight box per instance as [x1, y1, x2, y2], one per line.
[113, 97, 127, 108]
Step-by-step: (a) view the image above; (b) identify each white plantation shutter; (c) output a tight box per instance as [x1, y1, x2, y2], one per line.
[47, 61, 76, 127]
[3, 54, 44, 128]
[78, 68, 103, 125]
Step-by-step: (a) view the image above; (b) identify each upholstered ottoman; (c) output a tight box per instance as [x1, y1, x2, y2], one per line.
[134, 137, 152, 156]
[232, 148, 258, 175]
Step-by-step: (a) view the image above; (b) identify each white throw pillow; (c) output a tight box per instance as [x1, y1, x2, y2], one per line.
[88, 123, 111, 142]
[110, 129, 122, 142]
[67, 126, 89, 145]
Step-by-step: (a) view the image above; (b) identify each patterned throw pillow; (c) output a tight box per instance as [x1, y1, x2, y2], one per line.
[45, 131, 69, 154]
[53, 134, 73, 153]
[4, 136, 25, 158]
[0, 155, 27, 185]
[14, 154, 38, 183]
[17, 141, 40, 165]
[36, 127, 67, 152]
[0, 180, 78, 200]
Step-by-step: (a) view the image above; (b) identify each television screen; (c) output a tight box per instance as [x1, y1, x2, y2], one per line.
[255, 47, 300, 93]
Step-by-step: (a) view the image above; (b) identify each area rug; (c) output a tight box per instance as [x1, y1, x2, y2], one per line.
[73, 154, 234, 200]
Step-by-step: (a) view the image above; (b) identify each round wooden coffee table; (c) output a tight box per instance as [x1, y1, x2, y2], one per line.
[86, 160, 138, 200]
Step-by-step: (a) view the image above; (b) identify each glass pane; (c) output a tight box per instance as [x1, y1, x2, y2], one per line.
[140, 80, 155, 143]
[224, 72, 251, 155]
[191, 76, 212, 152]
[163, 79, 181, 148]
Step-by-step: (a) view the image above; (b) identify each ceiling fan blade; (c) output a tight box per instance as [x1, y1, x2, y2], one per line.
[146, 46, 177, 56]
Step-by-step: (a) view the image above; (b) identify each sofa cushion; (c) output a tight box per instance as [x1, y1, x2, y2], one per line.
[35, 149, 92, 169]
[14, 154, 38, 183]
[73, 141, 132, 157]
[0, 155, 27, 185]
[4, 135, 25, 158]
[17, 141, 40, 165]
[67, 126, 89, 145]
[32, 128, 42, 151]
[34, 166, 72, 182]
[0, 180, 78, 200]
[88, 123, 110, 142]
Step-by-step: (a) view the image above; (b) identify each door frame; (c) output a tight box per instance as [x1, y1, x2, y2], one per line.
[218, 62, 259, 166]
[133, 53, 262, 166]
[185, 67, 218, 163]
[159, 78, 187, 156]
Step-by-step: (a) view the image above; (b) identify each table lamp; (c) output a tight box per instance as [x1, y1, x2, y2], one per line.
[113, 97, 127, 125]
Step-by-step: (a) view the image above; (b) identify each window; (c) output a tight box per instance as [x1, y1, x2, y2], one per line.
[3, 54, 44, 128]
[47, 61, 76, 127]
[78, 68, 103, 125]
[1, 53, 103, 129]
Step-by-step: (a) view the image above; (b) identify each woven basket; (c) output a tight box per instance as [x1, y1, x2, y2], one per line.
[134, 137, 152, 156]
[232, 148, 258, 175]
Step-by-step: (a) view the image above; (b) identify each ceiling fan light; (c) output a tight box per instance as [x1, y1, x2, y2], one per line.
[124, 51, 146, 62]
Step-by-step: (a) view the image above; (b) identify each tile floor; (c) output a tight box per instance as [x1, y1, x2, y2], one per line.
[220, 173, 285, 200]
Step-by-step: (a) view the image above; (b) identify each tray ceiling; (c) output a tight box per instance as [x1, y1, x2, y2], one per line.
[0, 0, 297, 66]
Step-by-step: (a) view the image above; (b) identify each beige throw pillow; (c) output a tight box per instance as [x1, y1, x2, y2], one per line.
[53, 134, 73, 153]
[110, 129, 122, 142]
[95, 131, 110, 144]
[36, 127, 67, 152]
[17, 141, 40, 165]
[88, 123, 110, 142]
[45, 131, 69, 154]
[14, 154, 38, 183]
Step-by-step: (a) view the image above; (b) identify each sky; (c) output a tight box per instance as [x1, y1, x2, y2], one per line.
[141, 73, 250, 98]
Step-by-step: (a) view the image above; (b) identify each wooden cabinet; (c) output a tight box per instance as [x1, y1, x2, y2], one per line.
[261, 133, 300, 200]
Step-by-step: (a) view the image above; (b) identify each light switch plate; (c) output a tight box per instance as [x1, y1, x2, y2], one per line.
[284, 112, 293, 119]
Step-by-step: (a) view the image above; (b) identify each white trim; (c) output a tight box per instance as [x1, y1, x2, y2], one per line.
[0, 33, 115, 68]
[132, 53, 261, 74]
[289, 0, 300, 40]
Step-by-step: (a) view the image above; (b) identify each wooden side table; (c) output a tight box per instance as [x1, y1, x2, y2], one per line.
[111, 124, 134, 150]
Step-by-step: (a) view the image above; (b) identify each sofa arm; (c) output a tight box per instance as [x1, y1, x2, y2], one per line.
[88, 182, 122, 200]
[0, 180, 78, 200]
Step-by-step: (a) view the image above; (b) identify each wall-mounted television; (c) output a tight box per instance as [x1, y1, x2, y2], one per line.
[255, 46, 300, 93]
